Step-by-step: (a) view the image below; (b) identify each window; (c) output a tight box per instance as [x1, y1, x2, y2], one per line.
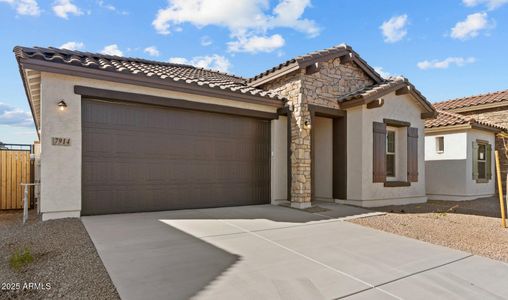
[477, 143, 487, 180]
[436, 136, 444, 153]
[386, 130, 396, 177]
[473, 141, 492, 182]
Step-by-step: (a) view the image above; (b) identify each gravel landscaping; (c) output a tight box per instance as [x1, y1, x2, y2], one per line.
[0, 210, 119, 300]
[350, 197, 508, 263]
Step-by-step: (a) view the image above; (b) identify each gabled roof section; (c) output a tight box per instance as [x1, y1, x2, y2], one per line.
[434, 89, 508, 112]
[247, 44, 383, 87]
[14, 46, 284, 104]
[338, 76, 436, 116]
[425, 110, 506, 132]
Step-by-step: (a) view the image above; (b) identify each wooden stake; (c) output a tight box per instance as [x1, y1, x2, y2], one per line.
[495, 150, 506, 228]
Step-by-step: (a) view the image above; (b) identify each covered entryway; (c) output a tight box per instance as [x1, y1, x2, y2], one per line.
[309, 105, 347, 202]
[82, 99, 271, 215]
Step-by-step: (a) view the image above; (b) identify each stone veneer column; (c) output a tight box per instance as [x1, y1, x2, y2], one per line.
[290, 97, 312, 208]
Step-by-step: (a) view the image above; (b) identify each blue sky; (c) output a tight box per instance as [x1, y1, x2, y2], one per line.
[1, 0, 507, 144]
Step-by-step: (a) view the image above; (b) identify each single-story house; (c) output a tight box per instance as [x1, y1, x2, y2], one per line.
[14, 44, 436, 220]
[425, 110, 506, 200]
[433, 89, 508, 192]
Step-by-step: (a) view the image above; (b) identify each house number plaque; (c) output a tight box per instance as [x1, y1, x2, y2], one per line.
[52, 137, 71, 146]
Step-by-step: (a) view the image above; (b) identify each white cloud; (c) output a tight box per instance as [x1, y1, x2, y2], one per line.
[52, 0, 83, 19]
[60, 41, 84, 50]
[152, 0, 319, 53]
[0, 103, 33, 127]
[270, 0, 319, 37]
[451, 12, 492, 40]
[168, 54, 231, 72]
[100, 44, 123, 56]
[417, 57, 476, 70]
[373, 67, 390, 78]
[228, 34, 285, 53]
[144, 46, 160, 57]
[168, 57, 188, 65]
[380, 14, 408, 43]
[0, 0, 40, 16]
[200, 36, 213, 46]
[462, 0, 508, 10]
[97, 0, 128, 15]
[97, 0, 115, 10]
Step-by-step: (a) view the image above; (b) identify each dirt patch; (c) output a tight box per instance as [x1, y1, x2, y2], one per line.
[349, 197, 508, 263]
[0, 210, 119, 299]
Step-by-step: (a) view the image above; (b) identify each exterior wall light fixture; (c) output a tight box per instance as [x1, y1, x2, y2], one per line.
[57, 100, 67, 111]
[304, 119, 311, 130]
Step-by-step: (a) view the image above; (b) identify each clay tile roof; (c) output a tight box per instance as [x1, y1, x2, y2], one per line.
[247, 44, 383, 86]
[337, 76, 434, 113]
[425, 110, 507, 131]
[434, 89, 508, 111]
[339, 76, 407, 102]
[13, 46, 284, 102]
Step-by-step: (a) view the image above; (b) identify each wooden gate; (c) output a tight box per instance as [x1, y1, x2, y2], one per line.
[0, 149, 33, 210]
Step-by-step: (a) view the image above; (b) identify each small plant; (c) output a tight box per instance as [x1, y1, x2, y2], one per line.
[9, 248, 33, 270]
[434, 211, 447, 218]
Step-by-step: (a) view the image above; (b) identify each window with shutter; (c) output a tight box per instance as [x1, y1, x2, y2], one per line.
[486, 144, 492, 180]
[407, 127, 419, 182]
[373, 122, 387, 183]
[472, 141, 479, 180]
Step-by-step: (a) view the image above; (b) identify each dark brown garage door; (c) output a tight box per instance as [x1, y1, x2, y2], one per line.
[82, 99, 271, 215]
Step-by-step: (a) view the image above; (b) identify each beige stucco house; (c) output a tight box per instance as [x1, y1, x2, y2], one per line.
[15, 44, 436, 220]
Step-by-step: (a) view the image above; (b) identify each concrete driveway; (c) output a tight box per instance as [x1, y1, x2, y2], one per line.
[82, 204, 508, 300]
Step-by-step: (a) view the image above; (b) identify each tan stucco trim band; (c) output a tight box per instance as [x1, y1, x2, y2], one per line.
[74, 86, 280, 120]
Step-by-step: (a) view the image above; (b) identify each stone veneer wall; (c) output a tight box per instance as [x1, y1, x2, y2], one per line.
[261, 70, 310, 203]
[259, 57, 375, 204]
[302, 58, 374, 109]
[461, 106, 508, 191]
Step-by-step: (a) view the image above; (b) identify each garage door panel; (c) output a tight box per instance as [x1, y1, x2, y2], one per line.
[82, 99, 270, 215]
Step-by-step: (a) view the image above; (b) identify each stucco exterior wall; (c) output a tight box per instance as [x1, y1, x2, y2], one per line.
[342, 92, 427, 207]
[39, 72, 279, 220]
[425, 130, 469, 200]
[424, 129, 495, 200]
[425, 131, 467, 161]
[313, 117, 333, 200]
[271, 116, 288, 203]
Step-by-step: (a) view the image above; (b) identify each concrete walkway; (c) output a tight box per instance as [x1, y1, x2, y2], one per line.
[82, 204, 508, 300]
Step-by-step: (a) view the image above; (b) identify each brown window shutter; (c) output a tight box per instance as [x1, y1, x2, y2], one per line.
[373, 122, 387, 182]
[486, 143, 492, 180]
[407, 127, 419, 182]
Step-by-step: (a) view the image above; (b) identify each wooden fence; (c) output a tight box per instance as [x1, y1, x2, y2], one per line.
[0, 150, 33, 209]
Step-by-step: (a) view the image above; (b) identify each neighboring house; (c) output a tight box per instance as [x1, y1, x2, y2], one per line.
[433, 89, 508, 193]
[14, 44, 436, 220]
[424, 110, 506, 200]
